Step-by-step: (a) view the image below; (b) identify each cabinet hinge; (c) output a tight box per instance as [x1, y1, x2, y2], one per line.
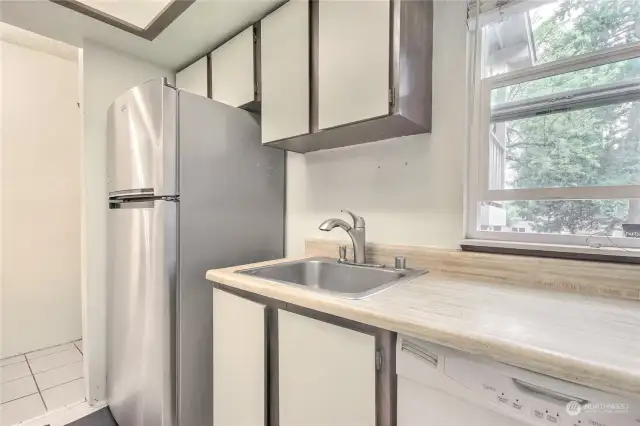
[253, 26, 258, 43]
[389, 88, 395, 107]
[375, 351, 383, 371]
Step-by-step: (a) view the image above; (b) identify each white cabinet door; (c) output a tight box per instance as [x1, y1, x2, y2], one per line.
[210, 27, 255, 107]
[318, 0, 390, 130]
[176, 56, 208, 98]
[278, 310, 376, 426]
[213, 289, 266, 426]
[260, 0, 309, 143]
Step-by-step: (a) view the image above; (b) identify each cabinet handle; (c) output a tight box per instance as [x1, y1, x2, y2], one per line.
[512, 378, 588, 405]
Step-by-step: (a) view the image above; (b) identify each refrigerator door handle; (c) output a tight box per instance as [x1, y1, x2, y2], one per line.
[109, 188, 154, 199]
[109, 200, 156, 210]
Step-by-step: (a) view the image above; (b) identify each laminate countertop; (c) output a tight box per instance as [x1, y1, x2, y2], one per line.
[206, 257, 640, 399]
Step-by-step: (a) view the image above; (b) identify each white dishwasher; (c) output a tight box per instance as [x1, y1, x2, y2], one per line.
[396, 336, 639, 426]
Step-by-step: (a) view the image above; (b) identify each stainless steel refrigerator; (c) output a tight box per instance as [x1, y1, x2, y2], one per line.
[106, 78, 284, 426]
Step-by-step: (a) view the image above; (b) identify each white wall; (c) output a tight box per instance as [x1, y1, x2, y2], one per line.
[80, 40, 174, 403]
[285, 0, 468, 256]
[0, 40, 82, 357]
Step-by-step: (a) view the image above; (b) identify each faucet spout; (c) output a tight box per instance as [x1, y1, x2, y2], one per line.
[318, 210, 366, 264]
[318, 218, 352, 232]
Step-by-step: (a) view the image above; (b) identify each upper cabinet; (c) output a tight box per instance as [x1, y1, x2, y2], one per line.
[260, 0, 309, 144]
[176, 56, 208, 98]
[176, 0, 432, 153]
[210, 26, 259, 110]
[263, 0, 433, 153]
[317, 0, 390, 130]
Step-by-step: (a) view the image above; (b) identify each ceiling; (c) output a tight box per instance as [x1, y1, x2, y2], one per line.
[0, 0, 284, 70]
[0, 22, 79, 61]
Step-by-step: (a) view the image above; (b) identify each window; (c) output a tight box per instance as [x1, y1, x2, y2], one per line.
[467, 0, 640, 251]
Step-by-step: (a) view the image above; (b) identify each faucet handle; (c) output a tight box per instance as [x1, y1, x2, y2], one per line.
[341, 209, 365, 228]
[338, 245, 348, 263]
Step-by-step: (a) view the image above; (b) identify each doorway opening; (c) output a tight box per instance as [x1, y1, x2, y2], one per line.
[0, 23, 87, 425]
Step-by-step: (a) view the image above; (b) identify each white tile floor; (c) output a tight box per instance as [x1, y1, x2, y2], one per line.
[0, 341, 85, 426]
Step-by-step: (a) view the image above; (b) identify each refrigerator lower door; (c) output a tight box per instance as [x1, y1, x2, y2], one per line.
[107, 199, 177, 426]
[107, 79, 177, 198]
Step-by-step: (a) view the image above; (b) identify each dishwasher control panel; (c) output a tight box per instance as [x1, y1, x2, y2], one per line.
[397, 337, 639, 426]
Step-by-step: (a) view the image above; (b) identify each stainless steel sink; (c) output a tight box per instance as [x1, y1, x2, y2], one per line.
[236, 257, 426, 299]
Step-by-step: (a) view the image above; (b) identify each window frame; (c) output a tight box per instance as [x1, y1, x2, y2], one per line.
[465, 18, 640, 252]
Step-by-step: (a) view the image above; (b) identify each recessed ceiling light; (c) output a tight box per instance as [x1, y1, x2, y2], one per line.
[75, 0, 173, 29]
[51, 0, 194, 40]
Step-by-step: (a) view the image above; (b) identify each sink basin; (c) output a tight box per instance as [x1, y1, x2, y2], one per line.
[236, 257, 426, 299]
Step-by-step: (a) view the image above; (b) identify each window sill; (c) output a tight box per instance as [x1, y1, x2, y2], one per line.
[461, 239, 640, 264]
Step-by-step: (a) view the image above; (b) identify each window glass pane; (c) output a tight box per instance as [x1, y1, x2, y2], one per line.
[478, 199, 640, 237]
[491, 58, 640, 106]
[488, 101, 640, 190]
[482, 0, 640, 78]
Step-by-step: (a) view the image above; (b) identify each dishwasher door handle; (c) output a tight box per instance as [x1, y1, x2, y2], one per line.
[400, 341, 438, 368]
[513, 378, 589, 405]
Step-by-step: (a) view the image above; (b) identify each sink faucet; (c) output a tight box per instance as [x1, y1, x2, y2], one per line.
[318, 209, 366, 264]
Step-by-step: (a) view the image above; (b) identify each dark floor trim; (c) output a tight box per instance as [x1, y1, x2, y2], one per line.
[66, 407, 118, 426]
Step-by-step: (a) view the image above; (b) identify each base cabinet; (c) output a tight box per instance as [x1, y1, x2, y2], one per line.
[212, 288, 266, 426]
[212, 287, 391, 426]
[277, 309, 377, 426]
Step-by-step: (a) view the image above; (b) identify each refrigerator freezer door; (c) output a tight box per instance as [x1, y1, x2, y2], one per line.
[107, 79, 177, 197]
[107, 200, 177, 426]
